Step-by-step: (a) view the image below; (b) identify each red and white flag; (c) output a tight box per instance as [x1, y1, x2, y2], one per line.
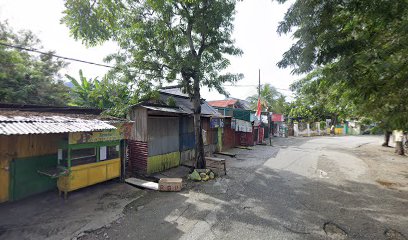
[255, 97, 261, 120]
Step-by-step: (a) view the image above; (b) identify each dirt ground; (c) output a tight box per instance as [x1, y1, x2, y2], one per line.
[0, 181, 144, 240]
[354, 144, 408, 191]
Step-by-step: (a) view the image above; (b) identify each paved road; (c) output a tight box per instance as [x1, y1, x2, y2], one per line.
[82, 136, 408, 240]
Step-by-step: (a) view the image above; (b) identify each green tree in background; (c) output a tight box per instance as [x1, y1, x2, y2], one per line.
[276, 0, 408, 153]
[0, 21, 70, 106]
[288, 68, 355, 124]
[62, 0, 243, 168]
[66, 70, 139, 117]
[246, 84, 287, 114]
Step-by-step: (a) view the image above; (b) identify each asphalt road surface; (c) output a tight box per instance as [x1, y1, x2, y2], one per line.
[81, 136, 408, 240]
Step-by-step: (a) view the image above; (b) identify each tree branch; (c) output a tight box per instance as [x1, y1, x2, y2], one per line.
[186, 21, 197, 57]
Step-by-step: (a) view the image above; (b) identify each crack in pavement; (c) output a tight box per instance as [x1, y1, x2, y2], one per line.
[173, 204, 191, 222]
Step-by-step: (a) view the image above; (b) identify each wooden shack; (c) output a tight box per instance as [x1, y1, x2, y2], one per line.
[0, 104, 131, 203]
[127, 87, 224, 175]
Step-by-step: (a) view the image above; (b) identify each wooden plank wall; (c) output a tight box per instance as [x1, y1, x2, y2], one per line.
[129, 107, 148, 142]
[0, 134, 64, 203]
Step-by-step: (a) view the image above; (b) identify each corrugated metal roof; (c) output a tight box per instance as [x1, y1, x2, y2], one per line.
[208, 98, 252, 110]
[159, 93, 223, 117]
[208, 99, 238, 108]
[142, 105, 187, 114]
[159, 88, 189, 97]
[0, 115, 116, 135]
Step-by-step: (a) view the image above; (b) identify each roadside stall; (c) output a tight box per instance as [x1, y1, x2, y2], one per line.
[54, 129, 123, 199]
[0, 103, 133, 203]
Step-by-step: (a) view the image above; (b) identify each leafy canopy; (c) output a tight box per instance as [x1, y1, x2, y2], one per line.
[276, 0, 408, 130]
[66, 70, 140, 117]
[62, 0, 243, 96]
[62, 0, 244, 168]
[0, 21, 70, 106]
[246, 84, 288, 114]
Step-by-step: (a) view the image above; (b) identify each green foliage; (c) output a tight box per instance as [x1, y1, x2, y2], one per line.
[0, 21, 70, 106]
[277, 0, 408, 130]
[167, 96, 177, 107]
[288, 67, 354, 123]
[62, 0, 243, 97]
[66, 70, 137, 117]
[62, 0, 244, 168]
[369, 125, 383, 135]
[246, 84, 288, 114]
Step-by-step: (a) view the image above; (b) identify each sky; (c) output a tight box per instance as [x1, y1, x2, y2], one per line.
[0, 0, 299, 101]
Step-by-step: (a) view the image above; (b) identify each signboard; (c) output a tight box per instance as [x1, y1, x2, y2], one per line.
[272, 113, 284, 122]
[69, 129, 123, 144]
[210, 118, 224, 128]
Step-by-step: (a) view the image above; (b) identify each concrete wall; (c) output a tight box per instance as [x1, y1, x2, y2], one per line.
[294, 122, 322, 137]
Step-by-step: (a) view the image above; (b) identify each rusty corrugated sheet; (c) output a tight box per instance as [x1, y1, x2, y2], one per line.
[223, 118, 235, 150]
[128, 140, 148, 175]
[235, 131, 255, 146]
[0, 115, 116, 135]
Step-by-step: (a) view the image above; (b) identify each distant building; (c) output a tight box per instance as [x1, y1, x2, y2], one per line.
[208, 98, 251, 110]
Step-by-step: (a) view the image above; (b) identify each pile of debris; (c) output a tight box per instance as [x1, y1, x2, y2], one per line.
[188, 169, 215, 181]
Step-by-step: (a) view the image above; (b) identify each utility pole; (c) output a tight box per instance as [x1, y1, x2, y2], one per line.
[258, 69, 261, 98]
[258, 69, 261, 144]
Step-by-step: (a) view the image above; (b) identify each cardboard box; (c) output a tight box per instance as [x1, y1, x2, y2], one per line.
[159, 178, 182, 192]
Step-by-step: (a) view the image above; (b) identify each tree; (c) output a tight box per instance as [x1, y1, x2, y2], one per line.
[66, 70, 140, 117]
[66, 70, 95, 107]
[0, 21, 70, 106]
[246, 84, 287, 113]
[62, 0, 243, 168]
[289, 68, 356, 124]
[276, 0, 408, 154]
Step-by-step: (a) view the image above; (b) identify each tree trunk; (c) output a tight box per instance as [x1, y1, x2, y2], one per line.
[192, 76, 206, 169]
[382, 131, 392, 147]
[395, 141, 404, 155]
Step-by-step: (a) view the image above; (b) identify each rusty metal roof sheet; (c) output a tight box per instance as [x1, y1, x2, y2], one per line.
[0, 115, 116, 135]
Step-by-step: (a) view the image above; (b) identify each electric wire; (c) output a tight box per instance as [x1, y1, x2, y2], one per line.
[0, 41, 293, 94]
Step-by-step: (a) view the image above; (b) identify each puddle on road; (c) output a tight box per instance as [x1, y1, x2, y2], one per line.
[323, 222, 347, 239]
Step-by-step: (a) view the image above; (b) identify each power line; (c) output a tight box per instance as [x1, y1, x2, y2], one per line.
[0, 42, 115, 69]
[0, 42, 294, 94]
